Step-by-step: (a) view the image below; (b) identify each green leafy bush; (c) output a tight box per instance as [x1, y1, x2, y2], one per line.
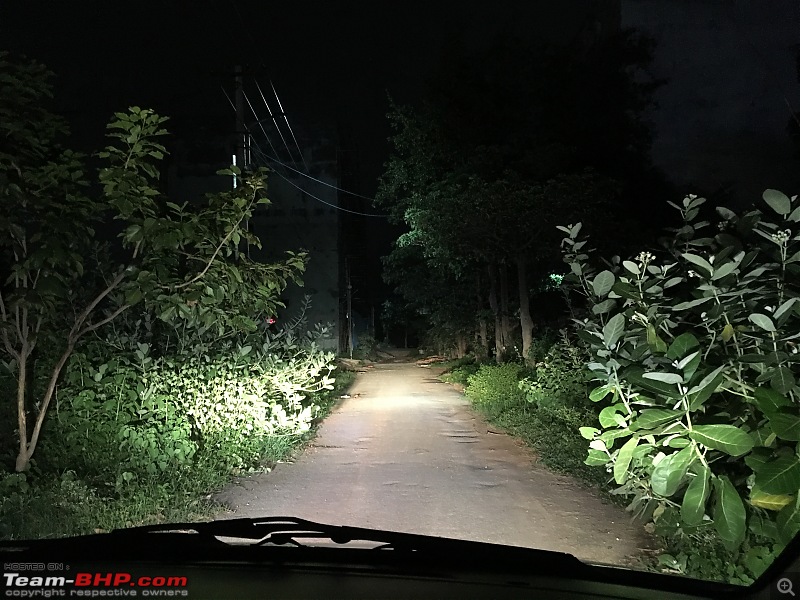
[560, 189, 800, 583]
[518, 333, 591, 410]
[466, 363, 526, 417]
[440, 356, 480, 385]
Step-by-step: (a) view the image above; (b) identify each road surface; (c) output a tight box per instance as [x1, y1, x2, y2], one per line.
[215, 361, 651, 566]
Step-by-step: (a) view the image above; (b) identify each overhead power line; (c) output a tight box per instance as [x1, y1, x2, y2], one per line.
[223, 88, 385, 207]
[250, 144, 388, 218]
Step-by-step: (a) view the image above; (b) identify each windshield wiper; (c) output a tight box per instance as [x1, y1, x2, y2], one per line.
[107, 516, 531, 553]
[109, 516, 416, 549]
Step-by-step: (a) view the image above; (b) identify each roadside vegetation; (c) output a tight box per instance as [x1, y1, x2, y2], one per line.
[436, 190, 800, 585]
[0, 54, 351, 540]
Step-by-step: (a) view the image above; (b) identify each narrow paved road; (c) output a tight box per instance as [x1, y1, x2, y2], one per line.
[216, 362, 650, 566]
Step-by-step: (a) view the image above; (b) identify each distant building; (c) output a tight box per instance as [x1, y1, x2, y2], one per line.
[621, 0, 800, 203]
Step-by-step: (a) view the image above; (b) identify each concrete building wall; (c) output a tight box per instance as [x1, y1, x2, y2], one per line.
[622, 0, 800, 203]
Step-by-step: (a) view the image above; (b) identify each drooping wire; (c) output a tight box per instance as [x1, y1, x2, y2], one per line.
[257, 149, 380, 203]
[249, 144, 388, 218]
[223, 87, 386, 207]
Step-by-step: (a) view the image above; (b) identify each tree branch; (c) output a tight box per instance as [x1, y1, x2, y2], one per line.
[169, 201, 253, 291]
[78, 303, 131, 338]
[68, 269, 126, 342]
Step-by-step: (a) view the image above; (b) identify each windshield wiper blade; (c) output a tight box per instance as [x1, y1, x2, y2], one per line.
[108, 516, 457, 550]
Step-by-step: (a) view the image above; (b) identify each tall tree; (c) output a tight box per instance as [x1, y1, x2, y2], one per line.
[0, 55, 305, 471]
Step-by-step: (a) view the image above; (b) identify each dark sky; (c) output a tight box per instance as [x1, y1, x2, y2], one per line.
[2, 1, 604, 194]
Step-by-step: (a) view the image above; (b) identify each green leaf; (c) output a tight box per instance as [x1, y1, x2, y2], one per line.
[592, 270, 615, 297]
[631, 409, 684, 431]
[672, 297, 713, 311]
[763, 189, 792, 215]
[622, 260, 640, 275]
[666, 332, 701, 360]
[749, 491, 794, 511]
[579, 427, 599, 440]
[651, 446, 694, 497]
[774, 298, 798, 320]
[771, 367, 795, 395]
[682, 253, 713, 275]
[642, 371, 683, 385]
[589, 439, 607, 452]
[756, 456, 800, 494]
[591, 298, 616, 315]
[714, 476, 746, 551]
[681, 463, 710, 526]
[754, 387, 792, 418]
[711, 261, 737, 280]
[599, 404, 626, 428]
[749, 313, 776, 332]
[769, 413, 800, 441]
[646, 324, 668, 353]
[721, 323, 735, 342]
[603, 313, 625, 349]
[614, 436, 639, 485]
[689, 425, 754, 457]
[585, 449, 608, 466]
[589, 385, 611, 402]
[776, 498, 800, 544]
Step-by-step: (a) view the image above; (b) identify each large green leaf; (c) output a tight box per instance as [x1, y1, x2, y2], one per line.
[756, 455, 800, 495]
[682, 253, 714, 276]
[585, 449, 609, 466]
[713, 476, 747, 551]
[666, 332, 700, 361]
[599, 404, 626, 428]
[771, 367, 796, 395]
[592, 270, 615, 298]
[681, 463, 710, 526]
[642, 371, 683, 385]
[777, 497, 800, 544]
[754, 387, 793, 417]
[625, 367, 681, 399]
[763, 189, 792, 215]
[614, 436, 639, 485]
[689, 425, 754, 457]
[749, 490, 794, 512]
[749, 313, 776, 332]
[630, 409, 684, 431]
[603, 313, 625, 349]
[651, 446, 694, 497]
[672, 297, 713, 311]
[769, 413, 800, 441]
[646, 324, 668, 353]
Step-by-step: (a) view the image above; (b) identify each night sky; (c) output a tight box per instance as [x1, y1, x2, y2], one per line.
[2, 1, 602, 195]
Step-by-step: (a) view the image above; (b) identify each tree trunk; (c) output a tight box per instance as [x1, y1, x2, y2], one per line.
[487, 262, 503, 363]
[15, 342, 29, 472]
[499, 262, 511, 357]
[517, 256, 535, 366]
[476, 270, 489, 360]
[456, 335, 467, 358]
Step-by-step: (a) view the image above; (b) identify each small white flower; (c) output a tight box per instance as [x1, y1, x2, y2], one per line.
[688, 270, 699, 278]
